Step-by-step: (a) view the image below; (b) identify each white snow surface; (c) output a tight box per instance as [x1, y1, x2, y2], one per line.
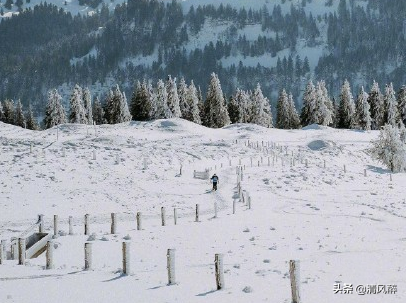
[0, 119, 405, 303]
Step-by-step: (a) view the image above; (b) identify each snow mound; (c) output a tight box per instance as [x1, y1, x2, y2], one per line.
[307, 140, 330, 151]
[302, 124, 327, 130]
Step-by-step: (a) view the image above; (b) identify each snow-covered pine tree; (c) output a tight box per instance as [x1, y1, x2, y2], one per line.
[111, 84, 131, 124]
[0, 101, 4, 122]
[44, 89, 67, 129]
[178, 77, 189, 119]
[276, 89, 291, 129]
[397, 85, 406, 126]
[147, 81, 158, 119]
[355, 86, 371, 130]
[337, 79, 356, 129]
[14, 99, 26, 128]
[185, 80, 201, 124]
[69, 84, 86, 124]
[370, 124, 406, 172]
[130, 80, 152, 121]
[251, 84, 273, 128]
[300, 80, 317, 126]
[384, 83, 399, 127]
[197, 85, 205, 123]
[228, 89, 245, 124]
[318, 80, 334, 126]
[103, 89, 114, 124]
[155, 79, 172, 119]
[203, 73, 231, 128]
[92, 96, 105, 125]
[166, 76, 181, 118]
[368, 81, 385, 130]
[288, 93, 301, 129]
[3, 99, 15, 125]
[25, 104, 40, 130]
[83, 87, 93, 125]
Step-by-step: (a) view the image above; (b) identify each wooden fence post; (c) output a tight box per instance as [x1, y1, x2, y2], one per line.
[167, 249, 176, 285]
[53, 215, 58, 238]
[84, 243, 92, 270]
[161, 207, 166, 226]
[38, 214, 44, 233]
[195, 204, 200, 222]
[0, 240, 4, 264]
[62, 148, 66, 158]
[11, 237, 17, 260]
[344, 165, 346, 173]
[111, 213, 117, 234]
[305, 159, 308, 168]
[215, 254, 224, 290]
[248, 195, 252, 210]
[122, 242, 130, 275]
[289, 260, 301, 303]
[136, 212, 142, 230]
[172, 208, 177, 225]
[93, 150, 96, 160]
[46, 241, 54, 270]
[364, 169, 367, 177]
[214, 202, 218, 218]
[84, 214, 90, 235]
[390, 174, 393, 181]
[69, 216, 73, 235]
[233, 200, 236, 214]
[18, 238, 25, 265]
[116, 154, 120, 164]
[323, 160, 326, 168]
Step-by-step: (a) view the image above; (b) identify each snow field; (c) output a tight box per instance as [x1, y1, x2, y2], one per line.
[0, 119, 405, 303]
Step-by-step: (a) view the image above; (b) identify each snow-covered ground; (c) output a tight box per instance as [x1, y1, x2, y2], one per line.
[0, 119, 405, 303]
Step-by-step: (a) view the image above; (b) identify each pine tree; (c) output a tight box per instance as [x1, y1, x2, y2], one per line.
[337, 79, 356, 129]
[368, 81, 384, 130]
[384, 83, 399, 127]
[3, 99, 15, 125]
[44, 89, 67, 129]
[370, 124, 406, 172]
[103, 89, 114, 124]
[0, 101, 4, 122]
[250, 84, 273, 128]
[112, 85, 131, 124]
[203, 73, 231, 128]
[69, 84, 86, 124]
[178, 77, 189, 119]
[228, 96, 239, 124]
[288, 93, 301, 129]
[83, 87, 93, 125]
[166, 76, 181, 118]
[92, 96, 105, 125]
[147, 82, 158, 120]
[355, 86, 371, 130]
[14, 99, 26, 128]
[130, 80, 152, 121]
[26, 104, 40, 130]
[397, 85, 406, 126]
[276, 89, 291, 129]
[185, 80, 201, 124]
[300, 80, 317, 126]
[197, 85, 205, 123]
[155, 79, 172, 119]
[318, 80, 334, 126]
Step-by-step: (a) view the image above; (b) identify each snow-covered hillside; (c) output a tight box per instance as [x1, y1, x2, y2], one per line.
[0, 120, 405, 303]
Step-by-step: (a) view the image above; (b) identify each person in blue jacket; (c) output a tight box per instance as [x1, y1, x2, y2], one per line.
[210, 173, 219, 191]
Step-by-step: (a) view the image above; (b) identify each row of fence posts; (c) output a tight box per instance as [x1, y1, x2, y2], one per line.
[12, 235, 299, 302]
[235, 165, 251, 212]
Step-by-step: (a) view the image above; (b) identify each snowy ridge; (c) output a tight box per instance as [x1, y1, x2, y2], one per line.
[0, 119, 405, 303]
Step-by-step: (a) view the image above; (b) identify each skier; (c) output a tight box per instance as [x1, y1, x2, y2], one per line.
[210, 173, 219, 191]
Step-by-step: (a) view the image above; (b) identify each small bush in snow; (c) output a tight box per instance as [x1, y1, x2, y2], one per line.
[242, 286, 253, 293]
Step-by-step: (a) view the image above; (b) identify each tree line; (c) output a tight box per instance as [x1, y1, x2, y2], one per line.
[1, 73, 406, 134]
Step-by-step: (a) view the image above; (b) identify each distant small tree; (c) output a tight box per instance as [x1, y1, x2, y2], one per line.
[26, 104, 40, 130]
[368, 81, 385, 130]
[166, 76, 181, 118]
[203, 73, 230, 128]
[44, 89, 67, 129]
[0, 101, 5, 122]
[178, 77, 189, 119]
[250, 84, 273, 128]
[92, 96, 105, 125]
[384, 83, 399, 127]
[130, 80, 152, 121]
[185, 80, 201, 124]
[276, 89, 290, 129]
[355, 86, 371, 130]
[300, 80, 316, 126]
[397, 85, 406, 126]
[14, 99, 26, 128]
[370, 124, 406, 172]
[337, 79, 356, 129]
[155, 79, 172, 119]
[3, 99, 15, 125]
[288, 93, 301, 129]
[69, 84, 86, 124]
[83, 87, 93, 125]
